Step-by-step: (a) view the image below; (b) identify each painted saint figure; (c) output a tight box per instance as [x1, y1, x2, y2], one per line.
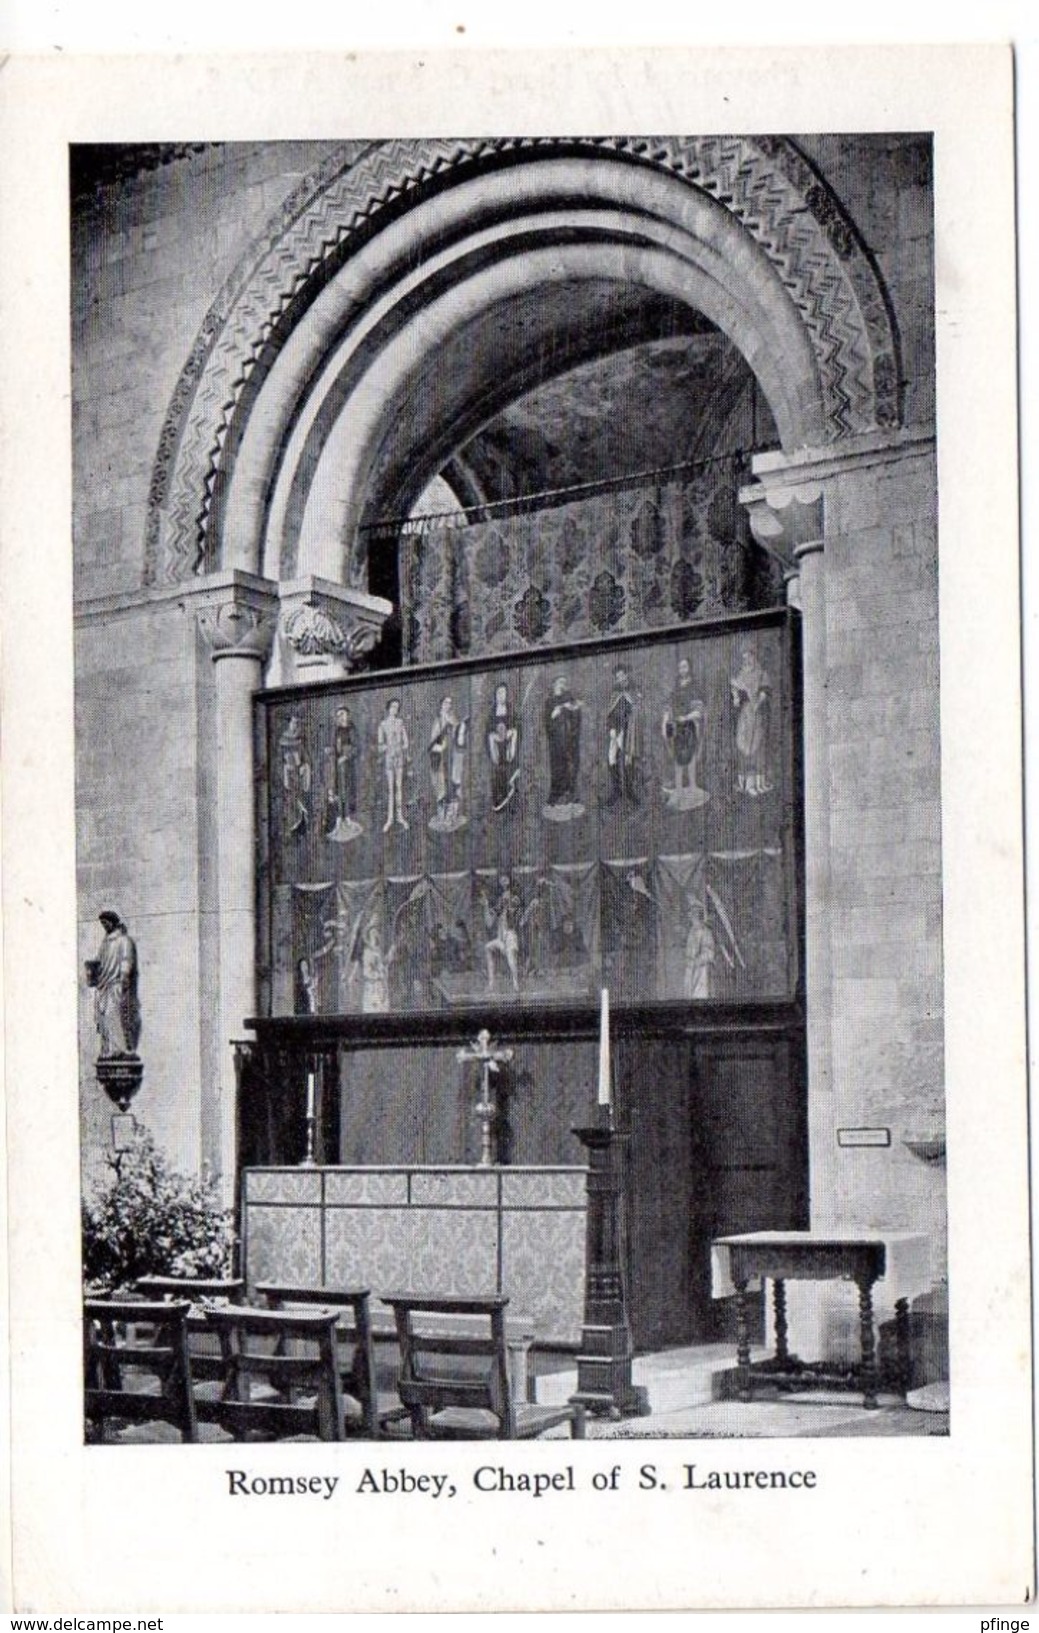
[295, 956, 319, 1015]
[482, 872, 522, 994]
[279, 714, 311, 835]
[486, 682, 521, 812]
[604, 664, 642, 807]
[323, 705, 364, 843]
[428, 695, 469, 832]
[377, 698, 410, 832]
[662, 657, 708, 810]
[430, 917, 474, 985]
[683, 901, 716, 999]
[543, 674, 585, 822]
[613, 869, 659, 997]
[89, 910, 142, 1058]
[359, 919, 393, 1013]
[730, 648, 773, 796]
[551, 912, 589, 972]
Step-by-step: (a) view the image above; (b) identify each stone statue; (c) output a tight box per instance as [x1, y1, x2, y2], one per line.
[86, 910, 142, 1058]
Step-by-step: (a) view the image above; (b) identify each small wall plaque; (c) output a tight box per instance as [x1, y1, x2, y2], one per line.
[837, 1126, 891, 1148]
[111, 1113, 137, 1151]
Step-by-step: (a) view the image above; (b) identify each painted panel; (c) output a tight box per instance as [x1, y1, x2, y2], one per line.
[501, 1169, 587, 1208]
[245, 1204, 322, 1287]
[324, 1207, 416, 1291]
[259, 614, 797, 1017]
[410, 1169, 498, 1208]
[323, 1170, 409, 1206]
[501, 1210, 586, 1345]
[244, 1169, 322, 1204]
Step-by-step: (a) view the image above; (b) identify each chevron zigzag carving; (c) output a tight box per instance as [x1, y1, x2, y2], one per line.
[146, 134, 901, 585]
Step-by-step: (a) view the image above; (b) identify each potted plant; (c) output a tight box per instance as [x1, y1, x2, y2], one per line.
[82, 1127, 237, 1293]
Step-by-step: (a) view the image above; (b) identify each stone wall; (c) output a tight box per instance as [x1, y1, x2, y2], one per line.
[72, 142, 341, 602]
[76, 592, 211, 1177]
[824, 439, 944, 1264]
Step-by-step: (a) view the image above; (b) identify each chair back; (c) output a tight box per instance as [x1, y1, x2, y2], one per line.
[84, 1297, 197, 1442]
[382, 1293, 516, 1438]
[134, 1276, 245, 1382]
[135, 1275, 244, 1303]
[199, 1304, 344, 1441]
[256, 1283, 378, 1437]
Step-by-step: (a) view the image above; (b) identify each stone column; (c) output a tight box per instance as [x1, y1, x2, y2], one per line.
[196, 580, 278, 1202]
[742, 480, 833, 1216]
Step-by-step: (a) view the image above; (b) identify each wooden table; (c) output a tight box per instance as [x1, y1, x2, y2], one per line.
[711, 1231, 932, 1409]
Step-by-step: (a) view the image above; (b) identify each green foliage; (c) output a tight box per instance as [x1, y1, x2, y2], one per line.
[82, 1127, 236, 1292]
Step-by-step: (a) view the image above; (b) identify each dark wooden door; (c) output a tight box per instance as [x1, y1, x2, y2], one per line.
[688, 1035, 808, 1339]
[619, 1037, 694, 1353]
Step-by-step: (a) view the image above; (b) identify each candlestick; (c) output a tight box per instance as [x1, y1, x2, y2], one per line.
[598, 988, 611, 1107]
[300, 1069, 318, 1166]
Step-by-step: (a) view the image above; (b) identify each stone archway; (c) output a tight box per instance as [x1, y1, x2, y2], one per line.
[156, 135, 921, 1254]
[145, 135, 902, 588]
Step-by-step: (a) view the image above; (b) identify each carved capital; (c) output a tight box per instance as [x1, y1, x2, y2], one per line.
[197, 600, 277, 663]
[741, 485, 825, 571]
[274, 577, 393, 685]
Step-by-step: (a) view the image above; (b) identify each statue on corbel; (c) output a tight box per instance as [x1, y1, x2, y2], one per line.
[85, 909, 144, 1112]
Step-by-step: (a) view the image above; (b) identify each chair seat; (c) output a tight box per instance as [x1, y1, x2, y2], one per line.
[422, 1401, 581, 1439]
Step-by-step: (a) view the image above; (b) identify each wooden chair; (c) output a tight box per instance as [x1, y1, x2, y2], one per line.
[134, 1275, 245, 1384]
[382, 1293, 585, 1441]
[197, 1305, 345, 1440]
[84, 1298, 197, 1443]
[256, 1283, 380, 1438]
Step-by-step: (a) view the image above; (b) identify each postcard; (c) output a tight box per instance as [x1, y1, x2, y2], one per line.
[0, 42, 1031, 1614]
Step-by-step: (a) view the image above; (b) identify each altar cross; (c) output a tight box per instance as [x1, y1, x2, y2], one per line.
[458, 1029, 514, 1167]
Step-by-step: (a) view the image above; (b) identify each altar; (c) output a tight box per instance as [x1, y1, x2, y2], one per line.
[242, 1163, 588, 1346]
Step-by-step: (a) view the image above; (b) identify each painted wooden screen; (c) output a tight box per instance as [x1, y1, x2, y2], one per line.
[256, 610, 799, 1019]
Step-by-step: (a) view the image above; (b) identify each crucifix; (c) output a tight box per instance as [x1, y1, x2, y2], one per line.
[457, 1029, 514, 1167]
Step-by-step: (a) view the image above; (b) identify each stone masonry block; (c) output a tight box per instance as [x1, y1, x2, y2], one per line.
[832, 902, 931, 947]
[832, 938, 935, 980]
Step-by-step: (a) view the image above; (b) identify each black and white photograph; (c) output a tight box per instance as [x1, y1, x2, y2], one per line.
[71, 126, 947, 1444]
[1, 37, 1032, 1618]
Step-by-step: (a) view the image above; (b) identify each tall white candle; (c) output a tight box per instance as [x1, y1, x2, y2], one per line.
[598, 988, 611, 1106]
[305, 1071, 316, 1121]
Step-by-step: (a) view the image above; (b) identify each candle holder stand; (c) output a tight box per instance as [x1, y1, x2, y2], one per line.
[570, 1116, 650, 1419]
[299, 1110, 317, 1167]
[299, 1061, 319, 1167]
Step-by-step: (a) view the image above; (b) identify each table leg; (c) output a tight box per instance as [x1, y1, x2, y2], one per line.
[734, 1279, 752, 1402]
[856, 1276, 880, 1409]
[772, 1278, 790, 1365]
[894, 1297, 911, 1397]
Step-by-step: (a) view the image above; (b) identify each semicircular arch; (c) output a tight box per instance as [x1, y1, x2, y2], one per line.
[145, 135, 901, 586]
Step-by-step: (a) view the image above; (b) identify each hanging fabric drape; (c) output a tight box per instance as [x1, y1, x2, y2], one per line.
[398, 465, 780, 665]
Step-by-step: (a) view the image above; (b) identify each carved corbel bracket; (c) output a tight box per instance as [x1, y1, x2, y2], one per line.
[742, 486, 825, 566]
[739, 481, 824, 611]
[274, 576, 394, 685]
